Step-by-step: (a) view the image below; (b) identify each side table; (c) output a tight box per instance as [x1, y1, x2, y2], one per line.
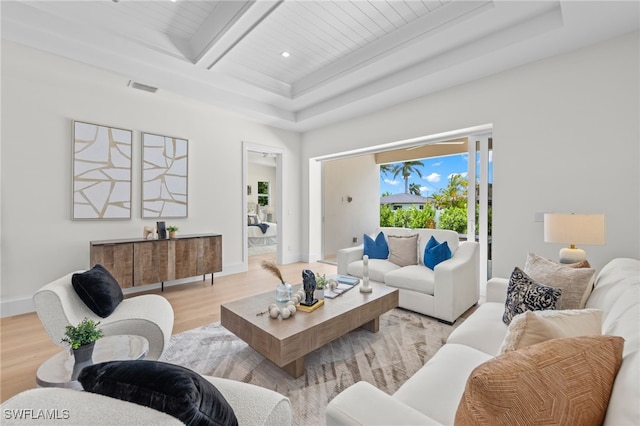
[36, 335, 149, 390]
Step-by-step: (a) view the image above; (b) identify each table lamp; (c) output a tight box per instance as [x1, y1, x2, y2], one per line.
[543, 213, 605, 263]
[264, 205, 275, 222]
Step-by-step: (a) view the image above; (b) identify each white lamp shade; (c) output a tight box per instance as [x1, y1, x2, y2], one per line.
[544, 214, 606, 246]
[544, 213, 605, 264]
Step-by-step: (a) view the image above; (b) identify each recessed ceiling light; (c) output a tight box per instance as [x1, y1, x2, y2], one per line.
[281, 51, 290, 58]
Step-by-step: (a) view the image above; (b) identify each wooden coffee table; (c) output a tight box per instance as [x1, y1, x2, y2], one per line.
[221, 282, 398, 378]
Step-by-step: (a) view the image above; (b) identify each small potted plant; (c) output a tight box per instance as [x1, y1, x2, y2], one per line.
[315, 273, 327, 300]
[167, 225, 179, 238]
[61, 318, 103, 364]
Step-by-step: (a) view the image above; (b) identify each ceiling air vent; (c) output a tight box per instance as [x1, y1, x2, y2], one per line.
[128, 80, 158, 93]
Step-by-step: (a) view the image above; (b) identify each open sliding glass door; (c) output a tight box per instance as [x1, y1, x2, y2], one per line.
[467, 135, 493, 295]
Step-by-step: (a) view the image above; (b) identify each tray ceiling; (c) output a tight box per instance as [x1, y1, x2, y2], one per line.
[2, 1, 638, 131]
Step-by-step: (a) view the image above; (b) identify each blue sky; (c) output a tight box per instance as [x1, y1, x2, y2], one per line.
[380, 153, 493, 197]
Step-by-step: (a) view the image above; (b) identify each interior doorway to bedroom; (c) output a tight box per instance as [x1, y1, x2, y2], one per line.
[243, 143, 283, 265]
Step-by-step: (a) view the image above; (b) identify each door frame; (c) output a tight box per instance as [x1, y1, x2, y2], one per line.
[242, 142, 284, 267]
[467, 134, 492, 294]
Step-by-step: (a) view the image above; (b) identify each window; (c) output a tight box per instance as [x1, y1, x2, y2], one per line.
[258, 181, 270, 206]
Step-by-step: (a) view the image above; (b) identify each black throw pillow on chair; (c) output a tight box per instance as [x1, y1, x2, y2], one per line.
[78, 360, 238, 426]
[72, 264, 123, 318]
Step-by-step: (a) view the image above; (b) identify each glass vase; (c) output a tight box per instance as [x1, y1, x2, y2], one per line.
[275, 282, 292, 302]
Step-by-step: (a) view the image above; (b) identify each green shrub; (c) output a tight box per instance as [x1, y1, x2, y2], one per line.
[409, 205, 435, 229]
[379, 204, 436, 229]
[392, 208, 410, 227]
[438, 207, 468, 234]
[379, 204, 394, 227]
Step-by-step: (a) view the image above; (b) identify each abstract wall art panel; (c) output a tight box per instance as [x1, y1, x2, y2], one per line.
[72, 121, 132, 220]
[142, 132, 188, 218]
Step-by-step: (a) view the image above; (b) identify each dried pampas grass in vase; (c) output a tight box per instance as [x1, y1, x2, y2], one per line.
[261, 261, 292, 302]
[261, 261, 285, 284]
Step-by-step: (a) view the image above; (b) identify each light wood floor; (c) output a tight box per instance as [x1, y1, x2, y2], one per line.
[0, 254, 337, 402]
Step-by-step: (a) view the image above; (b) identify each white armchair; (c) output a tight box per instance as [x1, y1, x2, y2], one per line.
[337, 228, 479, 324]
[34, 271, 174, 360]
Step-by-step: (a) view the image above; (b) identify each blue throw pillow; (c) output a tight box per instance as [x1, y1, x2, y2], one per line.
[424, 238, 452, 270]
[425, 235, 439, 253]
[363, 232, 389, 259]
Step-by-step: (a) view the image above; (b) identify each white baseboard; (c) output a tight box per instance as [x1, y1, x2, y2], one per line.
[1, 296, 36, 318]
[1, 264, 247, 319]
[282, 253, 303, 264]
[218, 262, 245, 276]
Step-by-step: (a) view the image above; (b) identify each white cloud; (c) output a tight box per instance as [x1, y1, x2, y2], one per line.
[424, 172, 440, 183]
[384, 178, 399, 185]
[432, 161, 442, 167]
[420, 186, 428, 194]
[448, 172, 468, 179]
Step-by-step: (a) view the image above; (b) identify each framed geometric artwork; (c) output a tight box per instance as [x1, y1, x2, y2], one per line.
[72, 120, 132, 220]
[142, 132, 188, 218]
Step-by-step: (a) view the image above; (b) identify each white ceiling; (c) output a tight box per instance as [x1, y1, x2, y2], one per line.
[2, 1, 638, 132]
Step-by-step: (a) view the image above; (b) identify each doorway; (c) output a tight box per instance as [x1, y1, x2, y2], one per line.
[316, 126, 493, 292]
[243, 142, 283, 266]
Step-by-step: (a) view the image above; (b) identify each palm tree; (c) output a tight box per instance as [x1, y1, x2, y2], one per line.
[432, 173, 468, 209]
[379, 164, 394, 176]
[409, 183, 422, 196]
[391, 161, 424, 194]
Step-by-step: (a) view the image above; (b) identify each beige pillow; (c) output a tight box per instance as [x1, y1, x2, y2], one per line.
[499, 308, 603, 354]
[524, 252, 596, 309]
[456, 335, 624, 426]
[387, 234, 418, 267]
[565, 259, 592, 268]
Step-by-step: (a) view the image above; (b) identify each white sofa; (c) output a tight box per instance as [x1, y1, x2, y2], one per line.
[337, 227, 479, 324]
[326, 257, 640, 425]
[1, 376, 292, 425]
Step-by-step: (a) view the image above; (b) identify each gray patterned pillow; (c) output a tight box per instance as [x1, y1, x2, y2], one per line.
[503, 267, 562, 325]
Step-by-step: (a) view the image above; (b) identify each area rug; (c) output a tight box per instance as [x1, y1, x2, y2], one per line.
[159, 308, 462, 425]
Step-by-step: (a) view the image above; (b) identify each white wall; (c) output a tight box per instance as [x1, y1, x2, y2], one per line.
[303, 32, 640, 278]
[0, 41, 302, 316]
[2, 33, 639, 316]
[322, 155, 380, 257]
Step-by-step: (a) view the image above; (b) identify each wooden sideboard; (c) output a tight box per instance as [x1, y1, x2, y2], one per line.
[90, 234, 222, 290]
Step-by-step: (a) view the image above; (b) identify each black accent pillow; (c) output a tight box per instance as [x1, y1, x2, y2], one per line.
[72, 264, 124, 318]
[78, 360, 238, 426]
[502, 267, 562, 325]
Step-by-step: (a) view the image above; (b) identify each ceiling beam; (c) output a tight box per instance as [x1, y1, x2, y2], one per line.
[189, 1, 255, 64]
[198, 1, 284, 70]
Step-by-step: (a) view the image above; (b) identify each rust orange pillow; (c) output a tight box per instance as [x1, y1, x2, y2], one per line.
[456, 335, 624, 426]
